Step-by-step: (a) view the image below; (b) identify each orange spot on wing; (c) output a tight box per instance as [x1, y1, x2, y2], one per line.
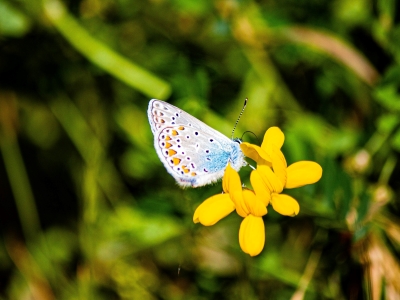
[168, 150, 177, 156]
[172, 130, 178, 136]
[191, 172, 197, 176]
[178, 126, 185, 130]
[165, 142, 172, 149]
[165, 136, 171, 141]
[173, 158, 181, 165]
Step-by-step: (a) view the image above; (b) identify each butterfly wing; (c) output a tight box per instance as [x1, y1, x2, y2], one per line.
[148, 99, 245, 187]
[148, 99, 228, 140]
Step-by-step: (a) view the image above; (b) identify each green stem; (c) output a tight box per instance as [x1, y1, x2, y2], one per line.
[0, 134, 41, 241]
[364, 131, 390, 157]
[43, 0, 171, 99]
[379, 154, 397, 185]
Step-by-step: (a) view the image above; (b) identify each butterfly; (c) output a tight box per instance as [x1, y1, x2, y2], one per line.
[148, 99, 246, 187]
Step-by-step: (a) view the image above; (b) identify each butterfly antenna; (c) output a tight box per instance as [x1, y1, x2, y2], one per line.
[231, 98, 248, 139]
[241, 130, 259, 144]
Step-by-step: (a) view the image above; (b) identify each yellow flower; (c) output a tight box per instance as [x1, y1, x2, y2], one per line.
[194, 126, 322, 257]
[193, 164, 267, 256]
[241, 127, 323, 216]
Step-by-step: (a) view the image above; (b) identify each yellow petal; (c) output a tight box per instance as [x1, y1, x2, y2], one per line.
[240, 142, 271, 165]
[222, 164, 247, 217]
[239, 215, 265, 256]
[193, 194, 235, 226]
[257, 164, 284, 193]
[250, 170, 271, 205]
[285, 161, 323, 189]
[222, 163, 231, 193]
[271, 194, 300, 216]
[270, 148, 287, 186]
[242, 189, 267, 217]
[261, 127, 285, 152]
[224, 163, 242, 195]
[232, 189, 249, 218]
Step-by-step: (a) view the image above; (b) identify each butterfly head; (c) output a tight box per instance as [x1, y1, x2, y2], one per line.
[233, 138, 242, 144]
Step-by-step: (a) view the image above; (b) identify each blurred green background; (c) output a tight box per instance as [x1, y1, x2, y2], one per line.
[1, 0, 400, 299]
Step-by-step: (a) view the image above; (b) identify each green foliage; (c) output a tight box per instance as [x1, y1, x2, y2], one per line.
[0, 1, 31, 36]
[0, 0, 400, 298]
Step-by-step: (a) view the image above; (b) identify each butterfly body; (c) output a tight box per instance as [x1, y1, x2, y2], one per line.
[148, 99, 245, 187]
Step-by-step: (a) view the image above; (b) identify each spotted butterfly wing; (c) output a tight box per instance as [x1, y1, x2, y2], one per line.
[148, 99, 245, 187]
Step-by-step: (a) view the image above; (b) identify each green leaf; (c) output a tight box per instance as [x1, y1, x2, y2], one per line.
[0, 2, 31, 37]
[376, 113, 400, 133]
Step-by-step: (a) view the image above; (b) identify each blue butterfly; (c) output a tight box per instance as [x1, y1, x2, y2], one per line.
[148, 99, 246, 187]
